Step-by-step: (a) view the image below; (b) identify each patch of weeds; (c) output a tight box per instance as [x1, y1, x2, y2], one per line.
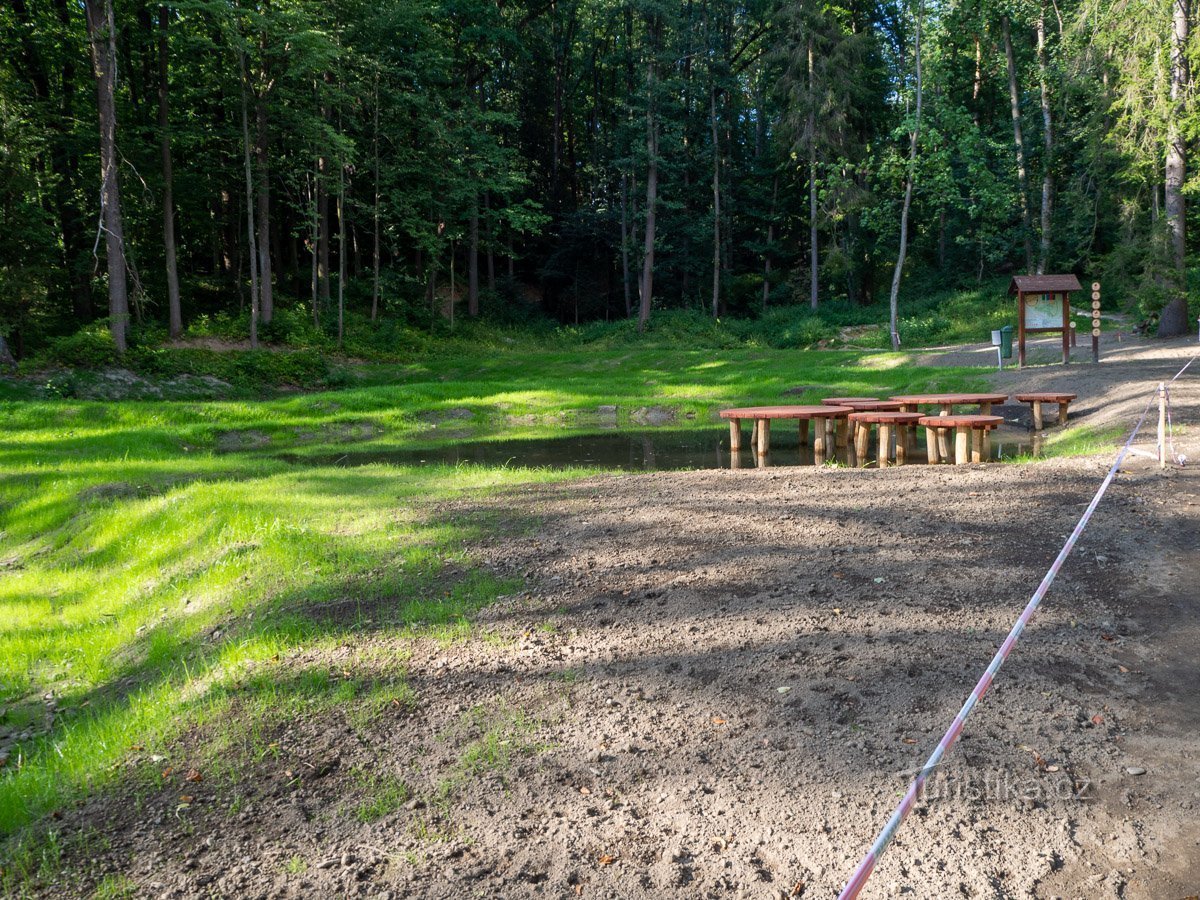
[350, 769, 411, 823]
[282, 855, 307, 875]
[550, 667, 584, 683]
[93, 874, 138, 899]
[347, 679, 418, 733]
[0, 828, 63, 896]
[409, 814, 453, 844]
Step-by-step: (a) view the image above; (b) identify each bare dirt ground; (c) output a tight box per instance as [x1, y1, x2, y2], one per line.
[25, 339, 1200, 900]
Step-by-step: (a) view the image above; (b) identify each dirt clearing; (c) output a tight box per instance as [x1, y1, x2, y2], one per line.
[22, 341, 1200, 899]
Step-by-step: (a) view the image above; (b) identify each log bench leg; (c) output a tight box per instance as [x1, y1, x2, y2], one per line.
[824, 416, 836, 452]
[954, 426, 970, 465]
[970, 428, 983, 463]
[729, 419, 742, 452]
[1031, 400, 1044, 431]
[878, 423, 892, 468]
[854, 421, 871, 465]
[896, 425, 908, 465]
[835, 416, 849, 450]
[982, 428, 992, 462]
[756, 419, 770, 457]
[1058, 402, 1069, 426]
[813, 419, 827, 455]
[937, 406, 952, 460]
[980, 402, 993, 415]
[925, 427, 939, 464]
[799, 418, 810, 447]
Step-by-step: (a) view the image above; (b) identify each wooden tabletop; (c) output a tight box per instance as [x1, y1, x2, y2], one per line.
[847, 411, 925, 425]
[1014, 392, 1077, 402]
[917, 414, 1004, 428]
[821, 397, 879, 405]
[719, 405, 854, 419]
[889, 393, 1009, 405]
[835, 399, 907, 411]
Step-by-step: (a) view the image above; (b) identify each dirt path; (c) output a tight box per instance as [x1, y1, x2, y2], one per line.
[26, 341, 1200, 900]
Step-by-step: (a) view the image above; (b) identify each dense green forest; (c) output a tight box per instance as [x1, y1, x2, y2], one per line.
[1, 0, 1196, 364]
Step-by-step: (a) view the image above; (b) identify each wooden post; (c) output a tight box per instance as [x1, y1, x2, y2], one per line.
[1061, 292, 1070, 364]
[1057, 402, 1069, 426]
[1031, 400, 1044, 430]
[982, 428, 992, 461]
[954, 426, 970, 465]
[814, 420, 827, 455]
[729, 419, 742, 452]
[1018, 289, 1027, 367]
[825, 415, 836, 450]
[937, 423, 951, 461]
[835, 416, 849, 449]
[896, 425, 908, 465]
[1091, 283, 1101, 364]
[925, 427, 939, 464]
[1158, 383, 1166, 468]
[970, 429, 982, 463]
[1069, 320, 1077, 347]
[799, 418, 809, 447]
[878, 423, 892, 468]
[980, 401, 992, 415]
[757, 419, 771, 457]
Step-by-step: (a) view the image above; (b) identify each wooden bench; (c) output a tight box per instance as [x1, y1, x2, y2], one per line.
[918, 414, 1004, 465]
[1013, 392, 1077, 430]
[830, 399, 908, 447]
[719, 405, 854, 457]
[891, 393, 1009, 459]
[848, 411, 924, 467]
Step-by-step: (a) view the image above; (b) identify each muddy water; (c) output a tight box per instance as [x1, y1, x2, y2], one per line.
[282, 428, 1038, 471]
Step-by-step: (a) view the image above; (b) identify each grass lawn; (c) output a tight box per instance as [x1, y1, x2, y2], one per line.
[0, 346, 1104, 877]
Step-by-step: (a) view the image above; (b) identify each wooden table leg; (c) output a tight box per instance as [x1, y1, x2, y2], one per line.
[878, 423, 892, 468]
[981, 428, 993, 462]
[925, 427, 939, 464]
[729, 419, 742, 452]
[835, 416, 849, 449]
[896, 425, 908, 465]
[970, 428, 982, 463]
[954, 426, 970, 465]
[757, 419, 770, 457]
[814, 419, 827, 455]
[980, 402, 992, 415]
[824, 416, 836, 451]
[1058, 402, 1069, 426]
[937, 406, 952, 460]
[854, 421, 871, 464]
[799, 418, 810, 446]
[1031, 400, 1044, 430]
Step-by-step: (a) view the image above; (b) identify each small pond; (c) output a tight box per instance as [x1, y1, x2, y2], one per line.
[278, 428, 1040, 471]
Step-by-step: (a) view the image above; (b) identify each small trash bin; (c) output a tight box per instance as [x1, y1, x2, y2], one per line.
[992, 325, 1013, 359]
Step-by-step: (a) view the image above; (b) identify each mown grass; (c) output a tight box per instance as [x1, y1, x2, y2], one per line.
[0, 345, 1103, 879]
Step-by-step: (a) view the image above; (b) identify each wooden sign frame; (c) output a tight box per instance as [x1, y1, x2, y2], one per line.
[1009, 275, 1083, 367]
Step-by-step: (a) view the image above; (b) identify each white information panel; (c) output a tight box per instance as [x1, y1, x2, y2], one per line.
[1024, 293, 1063, 329]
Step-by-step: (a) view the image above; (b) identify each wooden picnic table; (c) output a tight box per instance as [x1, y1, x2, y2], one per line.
[1014, 392, 1077, 430]
[719, 405, 854, 457]
[890, 393, 1009, 460]
[918, 414, 1004, 464]
[848, 411, 924, 467]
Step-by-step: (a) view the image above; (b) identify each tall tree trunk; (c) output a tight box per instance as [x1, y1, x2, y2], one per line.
[468, 201, 480, 316]
[158, 7, 182, 338]
[888, 0, 923, 352]
[238, 50, 259, 349]
[710, 88, 721, 319]
[808, 37, 819, 310]
[485, 192, 496, 291]
[638, 17, 660, 333]
[1036, 8, 1053, 274]
[372, 68, 381, 321]
[255, 95, 273, 325]
[1003, 16, 1034, 272]
[309, 164, 320, 327]
[337, 160, 345, 348]
[620, 173, 632, 317]
[1159, 0, 1190, 336]
[972, 33, 982, 126]
[85, 0, 130, 352]
[763, 175, 777, 310]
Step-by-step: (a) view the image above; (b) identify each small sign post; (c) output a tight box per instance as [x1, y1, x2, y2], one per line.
[1090, 282, 1101, 364]
[1009, 275, 1083, 367]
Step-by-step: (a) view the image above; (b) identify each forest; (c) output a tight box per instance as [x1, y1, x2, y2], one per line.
[0, 0, 1197, 363]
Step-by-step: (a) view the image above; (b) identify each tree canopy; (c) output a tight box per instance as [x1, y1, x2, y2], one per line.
[1, 0, 1196, 355]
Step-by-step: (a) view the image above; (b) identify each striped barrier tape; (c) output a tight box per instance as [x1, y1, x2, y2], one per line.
[837, 354, 1197, 899]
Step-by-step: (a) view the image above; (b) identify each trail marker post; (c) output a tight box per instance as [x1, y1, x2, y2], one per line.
[1091, 282, 1101, 364]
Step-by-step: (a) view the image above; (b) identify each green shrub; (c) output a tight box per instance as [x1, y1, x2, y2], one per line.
[43, 328, 120, 368]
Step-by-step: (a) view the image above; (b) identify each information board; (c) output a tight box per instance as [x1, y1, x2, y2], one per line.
[1024, 293, 1064, 329]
